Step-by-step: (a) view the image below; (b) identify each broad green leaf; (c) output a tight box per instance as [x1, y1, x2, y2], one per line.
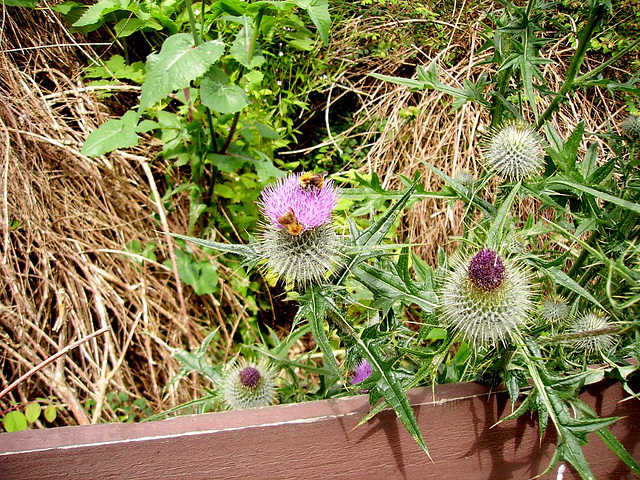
[291, 0, 330, 44]
[3, 411, 27, 432]
[73, 0, 126, 27]
[81, 110, 139, 156]
[24, 402, 41, 423]
[139, 34, 225, 111]
[201, 72, 249, 114]
[230, 21, 265, 69]
[86, 55, 146, 83]
[44, 404, 57, 422]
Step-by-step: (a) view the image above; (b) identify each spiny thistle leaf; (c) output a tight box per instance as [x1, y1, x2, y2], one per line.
[168, 232, 260, 268]
[356, 338, 432, 460]
[295, 286, 341, 379]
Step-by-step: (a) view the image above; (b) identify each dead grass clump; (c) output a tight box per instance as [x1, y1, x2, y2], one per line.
[0, 6, 251, 425]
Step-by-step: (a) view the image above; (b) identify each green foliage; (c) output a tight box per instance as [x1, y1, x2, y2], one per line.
[86, 393, 153, 423]
[1, 399, 59, 432]
[167, 1, 640, 476]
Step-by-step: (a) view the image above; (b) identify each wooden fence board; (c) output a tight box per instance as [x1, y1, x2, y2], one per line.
[1, 379, 638, 479]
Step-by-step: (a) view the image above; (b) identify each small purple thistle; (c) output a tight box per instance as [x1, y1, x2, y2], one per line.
[258, 172, 339, 231]
[468, 249, 506, 291]
[350, 359, 372, 385]
[239, 366, 261, 390]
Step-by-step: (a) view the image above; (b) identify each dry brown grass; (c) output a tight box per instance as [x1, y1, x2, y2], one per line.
[0, 6, 260, 425]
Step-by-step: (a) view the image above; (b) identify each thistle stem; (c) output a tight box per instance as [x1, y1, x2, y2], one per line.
[535, 3, 608, 130]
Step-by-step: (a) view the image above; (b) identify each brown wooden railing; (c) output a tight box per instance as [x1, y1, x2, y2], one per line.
[1, 378, 638, 479]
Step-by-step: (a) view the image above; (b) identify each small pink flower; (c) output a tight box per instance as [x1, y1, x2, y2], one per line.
[351, 359, 372, 385]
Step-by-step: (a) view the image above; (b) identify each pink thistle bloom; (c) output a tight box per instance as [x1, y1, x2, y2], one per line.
[350, 359, 372, 385]
[258, 172, 339, 231]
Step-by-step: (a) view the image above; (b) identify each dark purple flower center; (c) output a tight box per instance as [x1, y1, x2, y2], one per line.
[239, 366, 261, 389]
[468, 249, 505, 291]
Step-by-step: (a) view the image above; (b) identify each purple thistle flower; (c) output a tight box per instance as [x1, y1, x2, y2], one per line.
[259, 172, 339, 231]
[350, 359, 372, 385]
[468, 248, 506, 291]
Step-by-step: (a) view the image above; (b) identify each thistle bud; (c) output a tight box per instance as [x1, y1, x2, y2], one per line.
[621, 115, 640, 141]
[567, 312, 617, 354]
[540, 296, 569, 323]
[483, 123, 544, 181]
[220, 359, 278, 410]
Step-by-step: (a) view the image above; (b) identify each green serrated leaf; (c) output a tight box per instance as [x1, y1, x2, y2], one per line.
[297, 286, 341, 379]
[201, 73, 249, 114]
[139, 34, 225, 111]
[73, 0, 123, 27]
[290, 0, 330, 44]
[357, 339, 431, 459]
[168, 233, 260, 268]
[81, 110, 139, 156]
[353, 263, 437, 313]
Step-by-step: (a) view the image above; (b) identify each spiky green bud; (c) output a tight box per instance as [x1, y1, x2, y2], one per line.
[540, 296, 569, 323]
[621, 115, 640, 141]
[483, 123, 544, 181]
[567, 311, 617, 354]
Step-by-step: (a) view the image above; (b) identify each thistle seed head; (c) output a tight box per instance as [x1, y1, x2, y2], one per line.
[483, 123, 544, 181]
[220, 359, 277, 410]
[441, 249, 532, 346]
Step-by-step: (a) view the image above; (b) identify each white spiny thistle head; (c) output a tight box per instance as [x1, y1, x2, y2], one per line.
[256, 172, 343, 287]
[220, 358, 278, 410]
[257, 222, 342, 286]
[483, 123, 544, 181]
[540, 295, 569, 324]
[621, 115, 640, 141]
[440, 248, 532, 346]
[567, 311, 617, 354]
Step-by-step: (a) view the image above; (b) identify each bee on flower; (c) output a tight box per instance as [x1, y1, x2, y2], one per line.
[256, 172, 343, 287]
